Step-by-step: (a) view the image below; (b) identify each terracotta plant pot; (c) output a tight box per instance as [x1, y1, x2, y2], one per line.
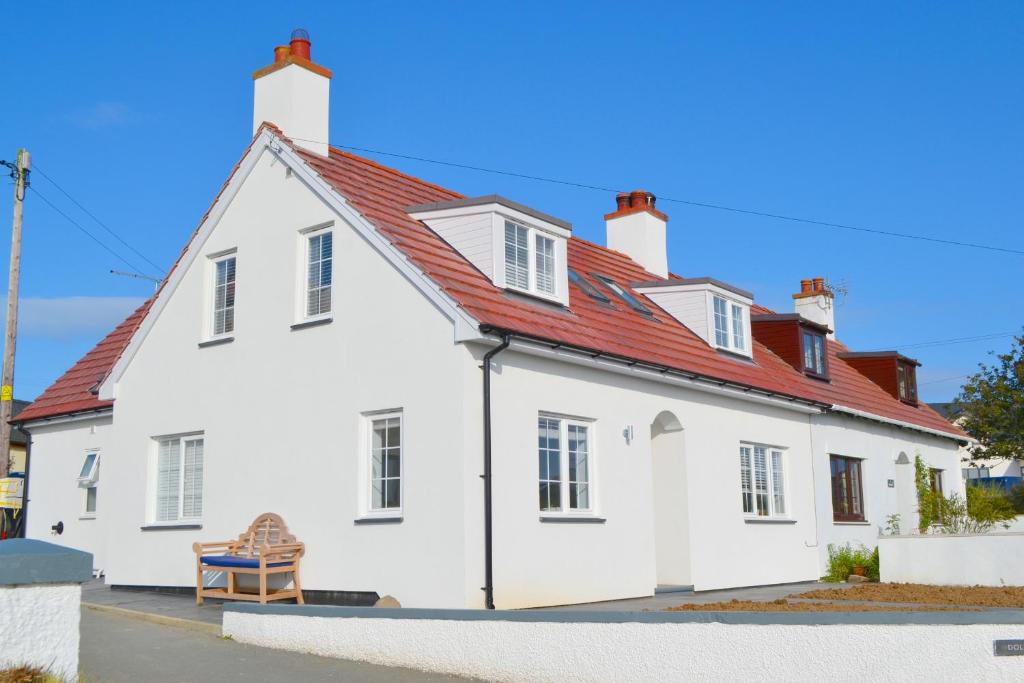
[852, 566, 867, 577]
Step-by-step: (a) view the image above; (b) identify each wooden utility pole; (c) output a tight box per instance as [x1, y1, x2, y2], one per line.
[0, 149, 29, 478]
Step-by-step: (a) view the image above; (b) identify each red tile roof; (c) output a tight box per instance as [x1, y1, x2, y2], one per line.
[14, 129, 965, 439]
[13, 299, 152, 423]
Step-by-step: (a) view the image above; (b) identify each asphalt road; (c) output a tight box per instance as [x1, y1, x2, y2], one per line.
[80, 608, 471, 682]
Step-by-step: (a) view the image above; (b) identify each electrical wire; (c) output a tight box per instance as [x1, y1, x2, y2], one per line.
[32, 163, 164, 273]
[284, 136, 1024, 257]
[28, 187, 152, 276]
[870, 332, 1018, 351]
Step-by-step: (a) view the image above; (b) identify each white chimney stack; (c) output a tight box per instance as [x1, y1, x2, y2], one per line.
[252, 29, 331, 156]
[605, 190, 668, 278]
[793, 278, 835, 339]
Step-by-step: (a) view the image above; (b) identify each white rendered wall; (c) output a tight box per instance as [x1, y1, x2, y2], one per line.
[0, 583, 81, 680]
[253, 64, 329, 156]
[225, 610, 1024, 683]
[605, 211, 667, 278]
[101, 148, 476, 608]
[484, 350, 820, 608]
[809, 412, 965, 567]
[24, 416, 111, 573]
[880, 533, 1024, 586]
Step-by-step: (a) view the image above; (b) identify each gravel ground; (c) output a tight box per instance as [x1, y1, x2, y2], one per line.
[794, 583, 1024, 608]
[664, 598, 969, 612]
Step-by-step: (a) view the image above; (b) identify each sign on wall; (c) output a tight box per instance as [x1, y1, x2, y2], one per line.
[0, 477, 23, 509]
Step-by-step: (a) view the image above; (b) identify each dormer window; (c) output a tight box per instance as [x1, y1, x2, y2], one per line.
[504, 220, 556, 297]
[714, 296, 746, 353]
[633, 277, 753, 359]
[897, 362, 918, 404]
[408, 195, 570, 306]
[802, 330, 827, 377]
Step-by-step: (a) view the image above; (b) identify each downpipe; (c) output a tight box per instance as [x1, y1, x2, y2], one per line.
[481, 333, 510, 609]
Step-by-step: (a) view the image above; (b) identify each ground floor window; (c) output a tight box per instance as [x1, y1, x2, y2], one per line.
[368, 412, 402, 511]
[154, 436, 204, 522]
[740, 444, 786, 517]
[84, 486, 97, 515]
[538, 415, 593, 513]
[830, 454, 864, 521]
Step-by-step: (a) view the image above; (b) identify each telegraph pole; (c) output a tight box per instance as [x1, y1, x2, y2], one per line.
[0, 149, 29, 477]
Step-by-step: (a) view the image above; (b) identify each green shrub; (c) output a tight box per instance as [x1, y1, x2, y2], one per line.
[823, 542, 878, 582]
[935, 486, 1016, 535]
[1008, 483, 1024, 515]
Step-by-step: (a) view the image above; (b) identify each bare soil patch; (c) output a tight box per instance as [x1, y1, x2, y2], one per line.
[794, 583, 1024, 608]
[665, 598, 966, 613]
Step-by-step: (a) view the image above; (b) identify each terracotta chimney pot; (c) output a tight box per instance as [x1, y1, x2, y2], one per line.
[274, 45, 291, 62]
[289, 28, 311, 60]
[800, 279, 812, 293]
[813, 277, 825, 292]
[615, 193, 630, 211]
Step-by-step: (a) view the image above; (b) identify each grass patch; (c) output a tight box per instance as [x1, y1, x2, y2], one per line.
[0, 667, 63, 683]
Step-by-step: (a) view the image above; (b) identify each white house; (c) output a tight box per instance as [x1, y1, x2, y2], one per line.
[16, 30, 966, 609]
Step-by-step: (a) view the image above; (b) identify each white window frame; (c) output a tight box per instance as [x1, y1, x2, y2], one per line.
[149, 433, 204, 525]
[297, 223, 334, 323]
[77, 450, 100, 487]
[712, 295, 749, 355]
[739, 442, 788, 519]
[210, 252, 237, 338]
[83, 485, 98, 518]
[500, 219, 562, 303]
[537, 413, 596, 517]
[358, 409, 404, 520]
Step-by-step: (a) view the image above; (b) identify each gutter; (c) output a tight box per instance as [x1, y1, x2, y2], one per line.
[481, 333, 510, 610]
[827, 405, 968, 445]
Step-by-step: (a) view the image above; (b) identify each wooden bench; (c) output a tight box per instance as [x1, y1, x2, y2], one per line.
[192, 512, 304, 605]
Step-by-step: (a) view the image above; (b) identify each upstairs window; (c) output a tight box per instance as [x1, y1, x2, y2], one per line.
[713, 296, 747, 354]
[503, 220, 557, 298]
[802, 330, 827, 377]
[897, 362, 918, 404]
[306, 230, 333, 318]
[212, 256, 236, 336]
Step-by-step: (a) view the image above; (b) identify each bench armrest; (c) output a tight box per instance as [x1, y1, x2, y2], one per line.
[192, 541, 237, 554]
[259, 542, 305, 562]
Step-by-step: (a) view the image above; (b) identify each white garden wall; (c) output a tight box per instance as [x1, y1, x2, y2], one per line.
[880, 533, 1024, 586]
[224, 605, 1024, 683]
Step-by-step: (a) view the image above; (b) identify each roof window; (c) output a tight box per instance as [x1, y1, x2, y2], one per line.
[568, 269, 610, 304]
[592, 274, 654, 317]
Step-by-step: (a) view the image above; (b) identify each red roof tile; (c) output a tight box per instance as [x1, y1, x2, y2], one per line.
[14, 129, 965, 439]
[14, 299, 152, 422]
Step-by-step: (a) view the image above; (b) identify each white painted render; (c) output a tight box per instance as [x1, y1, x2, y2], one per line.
[253, 63, 330, 156]
[880, 532, 1024, 586]
[99, 147, 480, 608]
[0, 583, 81, 681]
[809, 412, 964, 561]
[23, 414, 112, 573]
[605, 210, 668, 278]
[634, 281, 753, 358]
[225, 610, 1024, 683]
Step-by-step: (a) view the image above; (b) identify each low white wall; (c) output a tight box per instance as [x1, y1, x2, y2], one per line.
[224, 608, 1024, 682]
[0, 584, 81, 680]
[881, 533, 1024, 586]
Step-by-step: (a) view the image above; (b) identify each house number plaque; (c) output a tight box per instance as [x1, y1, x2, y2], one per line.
[993, 640, 1024, 656]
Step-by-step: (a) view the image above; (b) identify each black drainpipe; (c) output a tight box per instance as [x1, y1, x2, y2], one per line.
[482, 332, 510, 610]
[17, 425, 31, 538]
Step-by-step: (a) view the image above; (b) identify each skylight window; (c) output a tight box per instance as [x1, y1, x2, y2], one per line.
[593, 274, 653, 316]
[568, 269, 610, 304]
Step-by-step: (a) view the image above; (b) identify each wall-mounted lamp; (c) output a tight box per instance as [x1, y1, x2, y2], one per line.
[623, 425, 635, 444]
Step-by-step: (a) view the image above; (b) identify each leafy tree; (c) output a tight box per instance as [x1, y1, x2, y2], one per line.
[956, 333, 1024, 461]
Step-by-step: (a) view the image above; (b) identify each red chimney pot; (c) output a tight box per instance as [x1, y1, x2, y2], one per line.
[800, 279, 813, 293]
[273, 45, 291, 62]
[615, 193, 630, 211]
[289, 29, 311, 60]
[813, 277, 825, 292]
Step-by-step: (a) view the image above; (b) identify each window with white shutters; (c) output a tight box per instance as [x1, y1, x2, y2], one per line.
[154, 436, 204, 522]
[739, 443, 786, 518]
[306, 230, 333, 318]
[212, 256, 236, 336]
[503, 220, 561, 300]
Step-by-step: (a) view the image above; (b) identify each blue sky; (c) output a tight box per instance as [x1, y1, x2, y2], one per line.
[0, 1, 1020, 402]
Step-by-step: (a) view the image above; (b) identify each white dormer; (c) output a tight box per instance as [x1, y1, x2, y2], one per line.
[633, 277, 754, 358]
[408, 195, 571, 306]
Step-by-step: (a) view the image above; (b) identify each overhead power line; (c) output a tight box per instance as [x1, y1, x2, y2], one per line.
[870, 332, 1018, 352]
[919, 374, 971, 387]
[32, 163, 164, 273]
[285, 136, 1024, 257]
[29, 187, 152, 276]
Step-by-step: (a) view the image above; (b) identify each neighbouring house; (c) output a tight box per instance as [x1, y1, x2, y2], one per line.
[14, 30, 967, 608]
[6, 399, 30, 474]
[930, 402, 1023, 488]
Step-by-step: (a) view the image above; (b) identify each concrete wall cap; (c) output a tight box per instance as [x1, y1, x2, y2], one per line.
[0, 539, 93, 586]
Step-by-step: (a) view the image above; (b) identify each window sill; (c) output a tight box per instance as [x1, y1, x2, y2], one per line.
[833, 520, 872, 526]
[744, 517, 796, 524]
[354, 514, 403, 525]
[79, 514, 97, 521]
[198, 336, 234, 348]
[140, 522, 203, 531]
[714, 347, 755, 363]
[539, 515, 606, 524]
[291, 316, 333, 331]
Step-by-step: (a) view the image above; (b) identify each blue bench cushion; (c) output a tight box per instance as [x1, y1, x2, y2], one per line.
[200, 555, 292, 569]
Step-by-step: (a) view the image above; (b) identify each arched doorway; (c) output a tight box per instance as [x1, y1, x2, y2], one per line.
[894, 451, 916, 533]
[650, 411, 691, 587]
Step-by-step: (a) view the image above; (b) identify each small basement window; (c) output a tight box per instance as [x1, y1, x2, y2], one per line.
[802, 329, 827, 378]
[592, 274, 654, 316]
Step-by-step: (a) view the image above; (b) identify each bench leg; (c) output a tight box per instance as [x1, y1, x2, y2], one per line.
[259, 570, 267, 605]
[195, 559, 204, 605]
[227, 569, 236, 597]
[293, 564, 304, 605]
